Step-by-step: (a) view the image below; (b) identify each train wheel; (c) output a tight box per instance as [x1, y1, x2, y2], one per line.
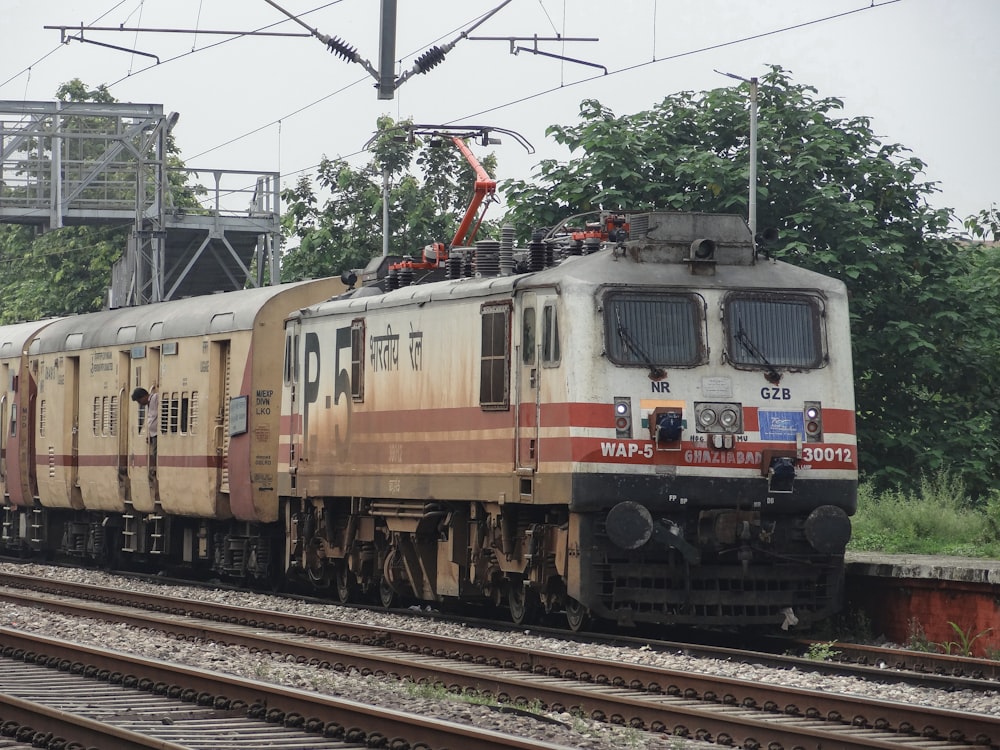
[565, 598, 591, 632]
[307, 565, 332, 589]
[378, 578, 398, 609]
[335, 563, 358, 604]
[508, 579, 539, 626]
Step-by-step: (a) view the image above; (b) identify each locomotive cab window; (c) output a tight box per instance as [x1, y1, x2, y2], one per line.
[604, 291, 706, 367]
[542, 304, 560, 365]
[724, 292, 824, 370]
[283, 333, 294, 385]
[480, 303, 511, 411]
[521, 307, 535, 365]
[351, 319, 365, 402]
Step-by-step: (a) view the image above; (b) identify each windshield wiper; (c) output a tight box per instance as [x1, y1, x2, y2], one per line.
[735, 321, 781, 384]
[615, 309, 666, 380]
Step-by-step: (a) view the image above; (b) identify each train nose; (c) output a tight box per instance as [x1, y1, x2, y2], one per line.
[804, 504, 852, 554]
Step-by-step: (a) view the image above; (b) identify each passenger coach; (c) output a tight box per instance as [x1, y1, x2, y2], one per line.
[0, 278, 344, 569]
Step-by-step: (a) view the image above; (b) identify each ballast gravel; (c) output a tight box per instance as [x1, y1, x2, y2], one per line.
[0, 563, 996, 750]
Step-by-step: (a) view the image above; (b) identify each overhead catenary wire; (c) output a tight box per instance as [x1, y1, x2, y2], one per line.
[0, 0, 132, 89]
[141, 0, 910, 214]
[2, 1, 902, 216]
[190, 0, 902, 205]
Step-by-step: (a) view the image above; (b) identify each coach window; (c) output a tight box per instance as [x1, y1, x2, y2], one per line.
[351, 319, 365, 401]
[168, 392, 180, 434]
[480, 302, 511, 411]
[724, 292, 824, 370]
[522, 308, 535, 365]
[103, 396, 112, 437]
[542, 304, 560, 365]
[189, 391, 199, 434]
[92, 396, 115, 438]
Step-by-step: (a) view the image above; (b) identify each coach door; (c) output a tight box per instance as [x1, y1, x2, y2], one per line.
[66, 355, 83, 509]
[0, 363, 8, 495]
[516, 295, 540, 480]
[214, 340, 232, 496]
[116, 350, 130, 504]
[128, 345, 159, 513]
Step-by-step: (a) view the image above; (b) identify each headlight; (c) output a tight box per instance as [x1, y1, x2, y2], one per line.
[695, 402, 743, 434]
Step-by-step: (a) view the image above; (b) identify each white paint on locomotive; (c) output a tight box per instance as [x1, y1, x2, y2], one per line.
[278, 212, 857, 627]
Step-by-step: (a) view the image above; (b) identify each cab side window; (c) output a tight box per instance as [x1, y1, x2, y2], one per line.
[542, 304, 560, 365]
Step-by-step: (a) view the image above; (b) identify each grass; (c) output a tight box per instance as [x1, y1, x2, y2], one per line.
[848, 471, 1000, 558]
[401, 680, 651, 748]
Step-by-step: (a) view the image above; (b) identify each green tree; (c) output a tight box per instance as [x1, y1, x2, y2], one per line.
[0, 224, 125, 320]
[502, 66, 999, 498]
[280, 116, 498, 281]
[964, 205, 999, 242]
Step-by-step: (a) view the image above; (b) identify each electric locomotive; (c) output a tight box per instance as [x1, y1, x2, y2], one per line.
[281, 210, 857, 630]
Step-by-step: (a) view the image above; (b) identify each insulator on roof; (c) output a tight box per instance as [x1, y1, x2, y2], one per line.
[528, 233, 546, 272]
[474, 240, 500, 278]
[500, 225, 515, 276]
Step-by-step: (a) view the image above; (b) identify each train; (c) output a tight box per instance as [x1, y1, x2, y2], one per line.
[0, 209, 857, 631]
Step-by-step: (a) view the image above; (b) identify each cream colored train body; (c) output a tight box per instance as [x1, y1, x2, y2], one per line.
[0, 211, 856, 630]
[281, 212, 857, 629]
[0, 278, 342, 566]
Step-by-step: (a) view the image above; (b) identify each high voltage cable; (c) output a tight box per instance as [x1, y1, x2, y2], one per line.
[3, 1, 901, 213]
[267, 0, 903, 187]
[0, 0, 132, 89]
[145, 0, 910, 211]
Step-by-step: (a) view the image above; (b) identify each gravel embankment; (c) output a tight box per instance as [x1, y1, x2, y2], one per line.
[0, 563, 996, 749]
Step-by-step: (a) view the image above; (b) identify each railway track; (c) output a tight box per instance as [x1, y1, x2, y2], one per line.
[0, 569, 996, 749]
[0, 627, 585, 750]
[4, 568, 997, 692]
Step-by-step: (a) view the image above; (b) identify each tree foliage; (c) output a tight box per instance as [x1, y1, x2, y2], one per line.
[0, 224, 126, 321]
[280, 116, 498, 281]
[502, 66, 1000, 498]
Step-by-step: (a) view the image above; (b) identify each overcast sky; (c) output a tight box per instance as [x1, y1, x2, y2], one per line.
[3, 0, 997, 231]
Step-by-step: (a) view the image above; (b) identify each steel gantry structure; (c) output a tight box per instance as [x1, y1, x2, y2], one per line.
[0, 100, 280, 306]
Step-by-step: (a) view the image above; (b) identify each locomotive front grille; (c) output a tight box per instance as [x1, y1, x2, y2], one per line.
[600, 560, 842, 624]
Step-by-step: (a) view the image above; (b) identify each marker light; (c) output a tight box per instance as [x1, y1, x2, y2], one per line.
[803, 401, 823, 442]
[614, 396, 633, 438]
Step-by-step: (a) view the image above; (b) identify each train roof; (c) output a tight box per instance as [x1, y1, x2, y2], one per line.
[0, 319, 64, 359]
[29, 278, 341, 355]
[293, 215, 846, 321]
